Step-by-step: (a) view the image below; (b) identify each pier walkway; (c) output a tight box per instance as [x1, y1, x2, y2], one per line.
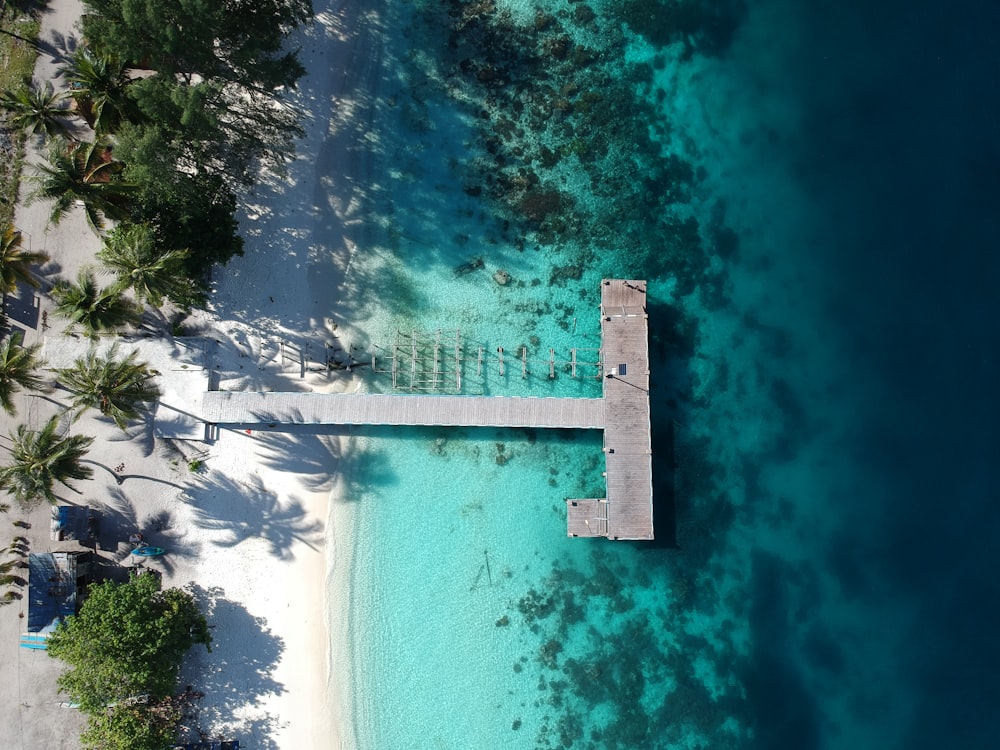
[202, 392, 605, 429]
[200, 280, 654, 540]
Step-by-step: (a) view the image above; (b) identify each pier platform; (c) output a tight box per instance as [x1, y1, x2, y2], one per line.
[566, 279, 654, 540]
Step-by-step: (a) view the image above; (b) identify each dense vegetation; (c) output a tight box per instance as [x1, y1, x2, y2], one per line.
[47, 572, 212, 750]
[5, 0, 312, 303]
[0, 3, 41, 227]
[79, 0, 310, 278]
[1, 7, 311, 739]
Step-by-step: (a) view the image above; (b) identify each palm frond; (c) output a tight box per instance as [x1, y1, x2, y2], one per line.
[0, 332, 51, 416]
[50, 268, 142, 336]
[0, 223, 49, 293]
[28, 138, 135, 232]
[0, 416, 93, 508]
[0, 82, 74, 140]
[56, 343, 160, 430]
[98, 223, 194, 307]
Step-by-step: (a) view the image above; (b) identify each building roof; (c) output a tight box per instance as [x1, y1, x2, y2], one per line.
[27, 552, 81, 634]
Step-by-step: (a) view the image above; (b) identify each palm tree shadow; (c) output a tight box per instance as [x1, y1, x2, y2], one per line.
[253, 421, 349, 493]
[92, 487, 200, 570]
[102, 414, 157, 457]
[177, 584, 285, 749]
[90, 487, 138, 555]
[35, 28, 79, 70]
[81, 458, 183, 490]
[250, 413, 397, 501]
[182, 471, 323, 560]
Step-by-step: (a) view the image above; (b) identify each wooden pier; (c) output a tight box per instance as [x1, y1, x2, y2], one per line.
[202, 392, 605, 429]
[201, 280, 654, 541]
[565, 279, 654, 540]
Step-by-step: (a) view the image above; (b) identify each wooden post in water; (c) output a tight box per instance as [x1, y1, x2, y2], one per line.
[571, 348, 577, 377]
[498, 346, 505, 377]
[521, 346, 528, 379]
[433, 335, 441, 390]
[410, 334, 418, 392]
[549, 348, 555, 379]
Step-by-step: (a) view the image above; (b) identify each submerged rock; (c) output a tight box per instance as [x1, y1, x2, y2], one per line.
[493, 268, 511, 285]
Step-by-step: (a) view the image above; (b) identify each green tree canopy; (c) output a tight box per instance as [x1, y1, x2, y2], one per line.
[82, 0, 308, 178]
[81, 0, 310, 88]
[0, 81, 74, 140]
[0, 331, 50, 416]
[79, 702, 180, 750]
[123, 162, 244, 277]
[51, 268, 142, 336]
[47, 572, 212, 749]
[0, 415, 93, 508]
[57, 343, 161, 430]
[0, 223, 49, 293]
[97, 222, 202, 308]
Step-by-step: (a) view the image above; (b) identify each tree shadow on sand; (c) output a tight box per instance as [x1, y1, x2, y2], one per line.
[252, 421, 398, 502]
[176, 584, 285, 749]
[182, 471, 323, 560]
[253, 426, 345, 493]
[34, 27, 78, 70]
[92, 487, 201, 577]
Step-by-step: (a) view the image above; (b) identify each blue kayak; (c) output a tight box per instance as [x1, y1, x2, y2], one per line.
[131, 546, 165, 557]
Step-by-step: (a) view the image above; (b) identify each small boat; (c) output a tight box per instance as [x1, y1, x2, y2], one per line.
[454, 257, 484, 276]
[131, 545, 165, 557]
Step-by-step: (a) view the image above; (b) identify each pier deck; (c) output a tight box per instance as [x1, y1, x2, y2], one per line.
[202, 392, 605, 429]
[581, 278, 653, 540]
[201, 280, 654, 541]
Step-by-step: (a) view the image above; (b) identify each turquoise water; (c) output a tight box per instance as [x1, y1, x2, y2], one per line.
[330, 0, 1000, 748]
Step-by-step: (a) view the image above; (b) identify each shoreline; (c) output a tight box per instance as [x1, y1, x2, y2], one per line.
[179, 1, 387, 746]
[181, 2, 388, 746]
[326, 461, 359, 750]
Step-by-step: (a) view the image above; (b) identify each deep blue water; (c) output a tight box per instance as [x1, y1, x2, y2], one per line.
[769, 1, 1000, 747]
[343, 0, 1000, 747]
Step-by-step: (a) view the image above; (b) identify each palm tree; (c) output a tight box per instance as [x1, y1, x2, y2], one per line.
[0, 332, 50, 416]
[60, 46, 138, 135]
[0, 416, 94, 509]
[50, 268, 141, 336]
[0, 223, 49, 293]
[0, 82, 74, 140]
[28, 137, 135, 232]
[97, 223, 200, 308]
[56, 344, 160, 430]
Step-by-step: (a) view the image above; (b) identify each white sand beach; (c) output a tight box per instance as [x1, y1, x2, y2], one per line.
[0, 1, 384, 747]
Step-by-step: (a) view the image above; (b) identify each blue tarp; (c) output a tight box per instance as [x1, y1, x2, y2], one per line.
[27, 552, 77, 633]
